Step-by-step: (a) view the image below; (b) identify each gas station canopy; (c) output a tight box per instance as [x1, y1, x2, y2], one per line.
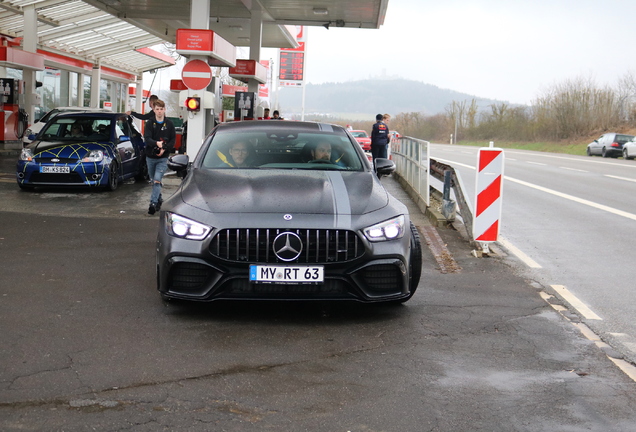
[82, 0, 388, 48]
[0, 0, 175, 75]
[1, 0, 388, 76]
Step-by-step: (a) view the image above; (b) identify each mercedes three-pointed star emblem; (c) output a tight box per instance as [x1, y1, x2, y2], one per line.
[272, 232, 303, 261]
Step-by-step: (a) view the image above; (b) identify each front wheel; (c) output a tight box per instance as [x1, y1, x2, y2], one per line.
[392, 222, 422, 304]
[135, 158, 149, 182]
[624, 149, 634, 160]
[18, 183, 34, 191]
[106, 162, 119, 191]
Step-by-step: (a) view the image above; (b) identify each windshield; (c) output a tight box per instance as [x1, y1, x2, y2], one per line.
[350, 131, 368, 138]
[38, 116, 115, 142]
[201, 127, 365, 171]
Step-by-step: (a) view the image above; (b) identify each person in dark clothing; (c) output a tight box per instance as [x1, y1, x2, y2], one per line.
[144, 99, 175, 216]
[371, 113, 390, 161]
[127, 94, 158, 121]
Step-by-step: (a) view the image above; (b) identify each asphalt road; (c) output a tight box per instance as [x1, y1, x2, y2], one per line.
[431, 143, 636, 366]
[2, 152, 636, 431]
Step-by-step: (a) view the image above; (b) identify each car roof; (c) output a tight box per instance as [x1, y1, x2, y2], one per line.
[49, 107, 112, 113]
[216, 120, 348, 134]
[53, 111, 126, 119]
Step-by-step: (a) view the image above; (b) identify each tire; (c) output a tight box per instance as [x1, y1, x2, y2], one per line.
[392, 222, 422, 304]
[624, 149, 634, 160]
[602, 147, 609, 158]
[135, 157, 149, 182]
[106, 162, 119, 191]
[586, 147, 592, 156]
[408, 222, 422, 295]
[18, 183, 34, 191]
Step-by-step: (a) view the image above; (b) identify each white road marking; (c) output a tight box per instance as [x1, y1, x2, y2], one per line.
[560, 167, 588, 172]
[505, 176, 636, 222]
[498, 236, 542, 268]
[550, 285, 602, 320]
[435, 156, 636, 221]
[527, 161, 547, 166]
[605, 174, 636, 183]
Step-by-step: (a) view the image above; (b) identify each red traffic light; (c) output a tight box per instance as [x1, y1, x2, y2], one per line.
[185, 97, 201, 112]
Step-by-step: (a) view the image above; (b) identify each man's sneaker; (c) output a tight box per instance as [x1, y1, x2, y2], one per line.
[148, 203, 157, 215]
[156, 198, 163, 211]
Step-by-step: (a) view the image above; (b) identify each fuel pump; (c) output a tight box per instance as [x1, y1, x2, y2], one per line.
[0, 78, 28, 142]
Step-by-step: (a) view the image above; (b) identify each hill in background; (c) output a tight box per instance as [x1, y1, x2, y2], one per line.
[275, 78, 505, 119]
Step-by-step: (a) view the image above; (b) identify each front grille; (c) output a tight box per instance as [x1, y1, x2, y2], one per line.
[211, 228, 364, 264]
[29, 172, 85, 184]
[169, 262, 214, 290]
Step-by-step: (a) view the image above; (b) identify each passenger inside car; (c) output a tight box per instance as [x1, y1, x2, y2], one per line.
[69, 123, 85, 138]
[216, 140, 254, 167]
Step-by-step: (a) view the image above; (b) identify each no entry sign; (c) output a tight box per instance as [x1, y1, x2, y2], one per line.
[181, 59, 212, 90]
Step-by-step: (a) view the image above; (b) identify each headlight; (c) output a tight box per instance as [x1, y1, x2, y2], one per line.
[363, 215, 405, 242]
[82, 150, 104, 163]
[19, 148, 34, 161]
[166, 213, 212, 240]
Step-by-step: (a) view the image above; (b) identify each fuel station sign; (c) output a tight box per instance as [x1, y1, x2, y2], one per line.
[279, 27, 305, 88]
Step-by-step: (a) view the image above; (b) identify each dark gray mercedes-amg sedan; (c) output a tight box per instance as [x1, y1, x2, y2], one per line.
[156, 120, 422, 303]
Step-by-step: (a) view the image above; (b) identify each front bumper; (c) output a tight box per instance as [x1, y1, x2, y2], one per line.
[156, 225, 412, 303]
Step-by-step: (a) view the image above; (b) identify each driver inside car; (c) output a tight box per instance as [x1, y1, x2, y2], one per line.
[307, 140, 347, 167]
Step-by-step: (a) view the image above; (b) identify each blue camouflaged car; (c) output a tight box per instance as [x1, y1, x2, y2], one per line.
[17, 112, 147, 191]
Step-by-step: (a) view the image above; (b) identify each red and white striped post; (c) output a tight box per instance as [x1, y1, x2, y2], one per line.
[473, 144, 504, 244]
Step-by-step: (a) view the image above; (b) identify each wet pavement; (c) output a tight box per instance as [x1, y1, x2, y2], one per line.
[1, 151, 636, 431]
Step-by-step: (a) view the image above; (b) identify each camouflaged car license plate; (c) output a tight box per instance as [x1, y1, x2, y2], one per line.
[41, 166, 70, 174]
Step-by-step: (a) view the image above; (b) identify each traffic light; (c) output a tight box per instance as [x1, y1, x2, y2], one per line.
[185, 97, 201, 112]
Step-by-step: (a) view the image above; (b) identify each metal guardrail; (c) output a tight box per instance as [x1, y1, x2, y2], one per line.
[389, 136, 430, 208]
[391, 137, 476, 244]
[429, 159, 475, 243]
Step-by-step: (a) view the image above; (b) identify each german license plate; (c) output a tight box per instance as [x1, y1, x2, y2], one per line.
[249, 265, 324, 284]
[41, 166, 70, 174]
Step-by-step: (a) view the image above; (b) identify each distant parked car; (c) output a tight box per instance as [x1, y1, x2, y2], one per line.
[349, 130, 371, 151]
[22, 106, 110, 145]
[586, 133, 635, 158]
[389, 131, 402, 141]
[17, 112, 147, 190]
[622, 137, 636, 160]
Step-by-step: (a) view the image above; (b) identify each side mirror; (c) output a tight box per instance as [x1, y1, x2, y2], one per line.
[168, 154, 190, 178]
[375, 158, 395, 177]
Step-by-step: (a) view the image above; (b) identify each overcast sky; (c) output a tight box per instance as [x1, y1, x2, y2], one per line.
[280, 0, 636, 105]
